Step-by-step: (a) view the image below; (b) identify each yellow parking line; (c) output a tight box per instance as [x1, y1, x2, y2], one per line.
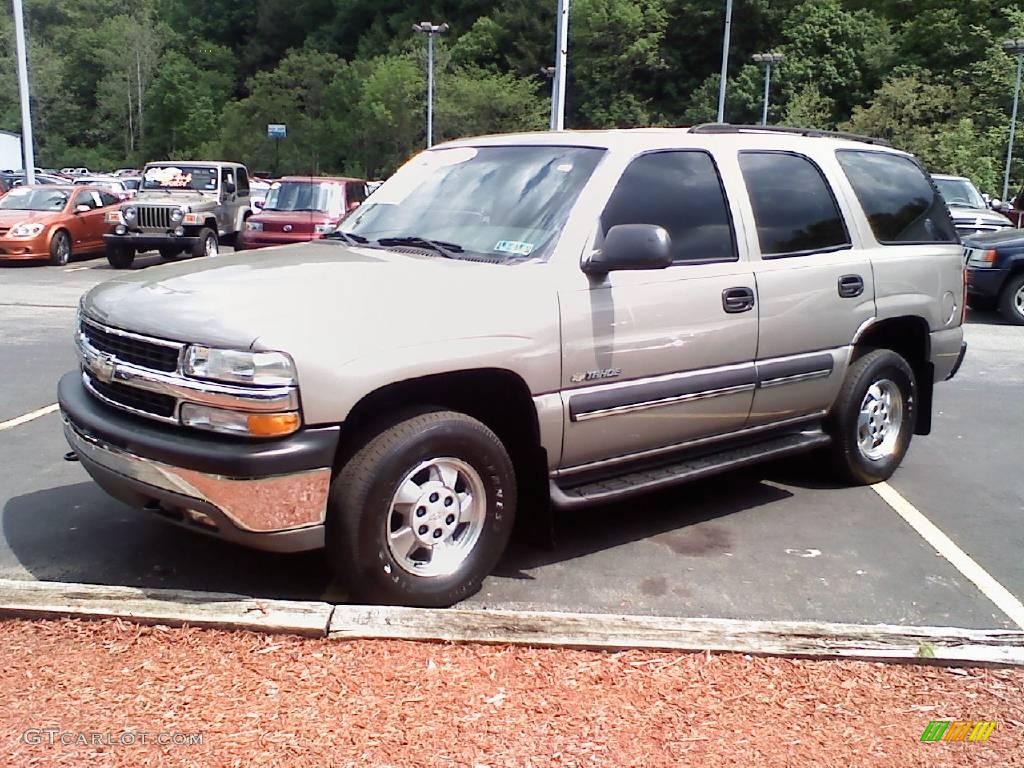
[0, 403, 60, 432]
[873, 481, 1024, 630]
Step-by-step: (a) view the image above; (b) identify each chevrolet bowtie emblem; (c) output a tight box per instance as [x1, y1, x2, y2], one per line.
[93, 354, 116, 384]
[283, 224, 292, 232]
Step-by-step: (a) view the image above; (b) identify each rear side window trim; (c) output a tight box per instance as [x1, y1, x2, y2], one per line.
[738, 149, 853, 260]
[835, 148, 959, 246]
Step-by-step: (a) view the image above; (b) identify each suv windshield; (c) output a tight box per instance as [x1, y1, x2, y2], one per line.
[934, 178, 985, 209]
[263, 181, 341, 213]
[340, 145, 605, 262]
[142, 165, 219, 192]
[0, 188, 69, 211]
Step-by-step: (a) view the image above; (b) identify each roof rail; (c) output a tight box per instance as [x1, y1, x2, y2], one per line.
[688, 123, 892, 147]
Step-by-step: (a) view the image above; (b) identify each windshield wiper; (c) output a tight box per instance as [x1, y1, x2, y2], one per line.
[323, 231, 370, 245]
[375, 236, 464, 259]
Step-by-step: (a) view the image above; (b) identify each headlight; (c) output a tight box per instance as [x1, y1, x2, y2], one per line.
[180, 403, 300, 437]
[966, 248, 998, 268]
[170, 208, 185, 222]
[314, 223, 336, 234]
[183, 346, 297, 387]
[122, 205, 138, 221]
[246, 221, 263, 232]
[9, 222, 45, 237]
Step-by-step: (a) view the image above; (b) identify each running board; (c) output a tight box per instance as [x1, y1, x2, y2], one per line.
[549, 430, 831, 510]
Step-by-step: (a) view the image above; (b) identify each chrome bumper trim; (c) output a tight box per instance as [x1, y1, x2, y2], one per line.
[64, 418, 330, 533]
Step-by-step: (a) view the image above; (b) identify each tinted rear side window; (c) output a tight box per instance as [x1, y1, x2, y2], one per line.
[739, 152, 850, 257]
[836, 150, 958, 244]
[601, 151, 736, 264]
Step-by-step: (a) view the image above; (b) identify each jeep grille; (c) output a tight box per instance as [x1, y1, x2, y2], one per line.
[138, 206, 175, 230]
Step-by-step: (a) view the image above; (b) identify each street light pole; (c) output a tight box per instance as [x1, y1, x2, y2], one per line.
[413, 21, 449, 149]
[716, 0, 734, 123]
[12, 0, 36, 183]
[753, 53, 784, 127]
[1002, 39, 1024, 203]
[550, 0, 570, 131]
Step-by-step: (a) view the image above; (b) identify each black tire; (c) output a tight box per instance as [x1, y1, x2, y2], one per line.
[48, 229, 71, 266]
[826, 349, 917, 485]
[191, 228, 218, 258]
[326, 410, 516, 607]
[105, 244, 135, 270]
[966, 295, 997, 312]
[997, 273, 1024, 325]
[159, 247, 183, 261]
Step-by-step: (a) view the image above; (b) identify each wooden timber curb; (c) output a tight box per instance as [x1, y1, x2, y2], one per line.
[1, 578, 1022, 666]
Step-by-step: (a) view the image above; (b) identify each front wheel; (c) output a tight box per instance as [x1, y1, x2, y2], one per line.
[326, 410, 516, 607]
[105, 244, 135, 270]
[997, 273, 1024, 325]
[826, 349, 917, 485]
[48, 230, 71, 266]
[191, 228, 218, 258]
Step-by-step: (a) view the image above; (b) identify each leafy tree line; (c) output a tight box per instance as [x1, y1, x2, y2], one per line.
[0, 0, 1022, 191]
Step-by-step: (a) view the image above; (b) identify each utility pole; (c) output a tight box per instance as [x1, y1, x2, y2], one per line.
[716, 0, 734, 124]
[12, 0, 36, 183]
[413, 22, 449, 148]
[550, 0, 570, 131]
[1002, 39, 1024, 203]
[753, 53, 784, 127]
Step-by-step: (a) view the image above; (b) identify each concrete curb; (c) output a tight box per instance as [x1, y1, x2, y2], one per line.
[1, 578, 1022, 666]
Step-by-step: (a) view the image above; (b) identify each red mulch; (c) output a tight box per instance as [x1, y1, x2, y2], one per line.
[0, 618, 1021, 767]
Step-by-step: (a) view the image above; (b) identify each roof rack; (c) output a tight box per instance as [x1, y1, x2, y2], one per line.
[688, 123, 892, 147]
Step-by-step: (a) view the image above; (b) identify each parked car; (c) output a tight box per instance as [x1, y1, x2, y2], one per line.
[249, 177, 272, 211]
[59, 167, 91, 177]
[60, 126, 966, 607]
[932, 174, 1012, 238]
[103, 161, 253, 268]
[120, 176, 141, 196]
[1, 172, 66, 189]
[113, 168, 140, 177]
[73, 175, 133, 202]
[237, 176, 367, 250]
[0, 184, 120, 265]
[963, 229, 1024, 323]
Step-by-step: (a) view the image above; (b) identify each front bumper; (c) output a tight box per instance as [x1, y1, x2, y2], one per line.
[965, 267, 1009, 299]
[0, 234, 50, 260]
[104, 233, 201, 250]
[58, 371, 339, 552]
[237, 232, 322, 250]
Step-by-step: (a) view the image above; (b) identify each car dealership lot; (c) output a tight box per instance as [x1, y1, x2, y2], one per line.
[1, 256, 1022, 629]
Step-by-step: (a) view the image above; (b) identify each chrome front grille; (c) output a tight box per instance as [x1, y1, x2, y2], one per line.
[85, 373, 177, 419]
[81, 318, 180, 372]
[138, 206, 174, 230]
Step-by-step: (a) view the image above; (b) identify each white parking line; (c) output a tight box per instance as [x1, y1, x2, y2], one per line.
[872, 481, 1024, 630]
[62, 266, 91, 272]
[0, 403, 60, 432]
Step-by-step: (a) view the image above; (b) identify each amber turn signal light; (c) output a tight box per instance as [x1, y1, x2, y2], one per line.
[246, 412, 301, 437]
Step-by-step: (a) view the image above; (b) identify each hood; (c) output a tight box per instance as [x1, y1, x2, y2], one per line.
[962, 228, 1024, 249]
[132, 192, 218, 209]
[0, 209, 63, 225]
[81, 241, 554, 354]
[947, 205, 1011, 225]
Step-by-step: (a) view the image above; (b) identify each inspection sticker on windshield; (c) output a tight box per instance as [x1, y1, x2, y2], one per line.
[494, 240, 535, 256]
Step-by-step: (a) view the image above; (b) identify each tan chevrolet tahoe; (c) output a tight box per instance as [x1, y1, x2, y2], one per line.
[59, 125, 967, 607]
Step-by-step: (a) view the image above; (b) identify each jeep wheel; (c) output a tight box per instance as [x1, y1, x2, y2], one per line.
[997, 273, 1024, 325]
[159, 247, 183, 261]
[826, 349, 916, 485]
[48, 229, 71, 266]
[191, 228, 218, 258]
[105, 245, 135, 270]
[326, 410, 516, 607]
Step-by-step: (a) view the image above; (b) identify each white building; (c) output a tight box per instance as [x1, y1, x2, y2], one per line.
[0, 130, 23, 172]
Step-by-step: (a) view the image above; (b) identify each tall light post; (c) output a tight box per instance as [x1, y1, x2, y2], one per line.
[12, 0, 36, 183]
[752, 53, 784, 127]
[412, 21, 449, 149]
[1002, 39, 1024, 203]
[716, 0, 734, 123]
[550, 0, 570, 131]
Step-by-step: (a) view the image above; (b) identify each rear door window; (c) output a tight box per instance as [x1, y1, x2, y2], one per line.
[836, 150, 958, 244]
[738, 152, 851, 258]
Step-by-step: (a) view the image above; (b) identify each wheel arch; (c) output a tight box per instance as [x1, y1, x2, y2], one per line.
[852, 315, 933, 435]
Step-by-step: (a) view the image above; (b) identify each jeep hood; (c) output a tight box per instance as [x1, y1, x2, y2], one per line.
[133, 193, 217, 208]
[81, 241, 556, 356]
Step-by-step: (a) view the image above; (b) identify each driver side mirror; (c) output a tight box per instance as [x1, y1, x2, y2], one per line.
[74, 204, 91, 214]
[224, 181, 236, 195]
[583, 224, 673, 276]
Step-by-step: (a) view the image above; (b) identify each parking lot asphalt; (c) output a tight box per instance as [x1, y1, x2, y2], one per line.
[1, 252, 1022, 629]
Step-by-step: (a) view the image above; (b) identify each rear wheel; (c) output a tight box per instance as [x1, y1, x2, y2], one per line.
[191, 228, 218, 258]
[105, 244, 135, 270]
[997, 273, 1024, 325]
[326, 410, 516, 607]
[826, 349, 916, 485]
[48, 229, 71, 266]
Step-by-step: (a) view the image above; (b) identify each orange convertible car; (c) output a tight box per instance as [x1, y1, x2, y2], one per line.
[0, 185, 121, 266]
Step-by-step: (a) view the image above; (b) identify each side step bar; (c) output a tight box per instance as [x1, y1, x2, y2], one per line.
[549, 430, 831, 510]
